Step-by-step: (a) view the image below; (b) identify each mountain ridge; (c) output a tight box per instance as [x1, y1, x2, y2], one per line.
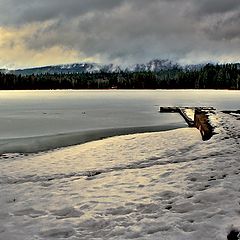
[0, 59, 204, 75]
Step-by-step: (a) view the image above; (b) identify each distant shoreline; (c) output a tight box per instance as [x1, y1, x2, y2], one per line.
[0, 88, 239, 91]
[1, 63, 239, 90]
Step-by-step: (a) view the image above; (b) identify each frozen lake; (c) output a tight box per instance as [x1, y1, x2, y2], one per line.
[0, 90, 239, 240]
[0, 90, 239, 153]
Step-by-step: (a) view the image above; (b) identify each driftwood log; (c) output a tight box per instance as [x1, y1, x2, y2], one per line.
[160, 106, 215, 141]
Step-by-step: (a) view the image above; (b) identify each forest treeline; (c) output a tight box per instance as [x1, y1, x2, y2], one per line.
[0, 63, 239, 90]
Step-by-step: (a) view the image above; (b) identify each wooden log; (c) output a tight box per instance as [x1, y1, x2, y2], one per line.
[159, 106, 215, 141]
[194, 110, 213, 141]
[222, 110, 240, 114]
[179, 108, 195, 127]
[159, 107, 179, 113]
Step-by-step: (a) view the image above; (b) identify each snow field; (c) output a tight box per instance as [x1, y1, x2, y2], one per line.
[0, 112, 239, 240]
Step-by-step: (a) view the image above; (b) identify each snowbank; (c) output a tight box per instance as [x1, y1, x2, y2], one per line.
[0, 112, 239, 240]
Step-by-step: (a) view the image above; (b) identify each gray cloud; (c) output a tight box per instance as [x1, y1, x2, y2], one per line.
[192, 0, 240, 16]
[0, 0, 126, 25]
[0, 0, 240, 65]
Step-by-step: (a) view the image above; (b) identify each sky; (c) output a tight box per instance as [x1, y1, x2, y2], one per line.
[0, 0, 240, 69]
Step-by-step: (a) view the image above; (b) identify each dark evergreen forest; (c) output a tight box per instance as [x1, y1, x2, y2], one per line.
[0, 63, 239, 90]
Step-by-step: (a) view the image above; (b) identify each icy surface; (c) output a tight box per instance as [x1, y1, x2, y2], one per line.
[0, 90, 239, 153]
[0, 112, 239, 240]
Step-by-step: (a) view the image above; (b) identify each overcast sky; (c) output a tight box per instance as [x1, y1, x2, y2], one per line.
[0, 0, 240, 68]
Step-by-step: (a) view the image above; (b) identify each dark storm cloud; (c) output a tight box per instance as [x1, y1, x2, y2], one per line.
[192, 0, 240, 16]
[189, 0, 240, 41]
[20, 0, 195, 63]
[200, 11, 240, 41]
[0, 0, 240, 65]
[0, 0, 126, 25]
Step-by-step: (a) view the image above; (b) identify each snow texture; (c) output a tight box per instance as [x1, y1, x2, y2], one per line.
[0, 112, 239, 240]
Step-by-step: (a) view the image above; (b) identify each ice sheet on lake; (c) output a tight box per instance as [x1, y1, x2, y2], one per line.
[0, 112, 239, 240]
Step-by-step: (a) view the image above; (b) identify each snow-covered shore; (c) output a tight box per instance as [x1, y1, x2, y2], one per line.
[0, 112, 239, 240]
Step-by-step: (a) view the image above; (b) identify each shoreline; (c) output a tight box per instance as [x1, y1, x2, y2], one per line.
[0, 89, 239, 91]
[0, 123, 186, 155]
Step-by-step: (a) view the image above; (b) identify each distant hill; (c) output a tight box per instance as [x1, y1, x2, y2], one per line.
[0, 69, 8, 74]
[11, 63, 102, 75]
[3, 59, 238, 76]
[4, 59, 192, 75]
[1, 61, 239, 90]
